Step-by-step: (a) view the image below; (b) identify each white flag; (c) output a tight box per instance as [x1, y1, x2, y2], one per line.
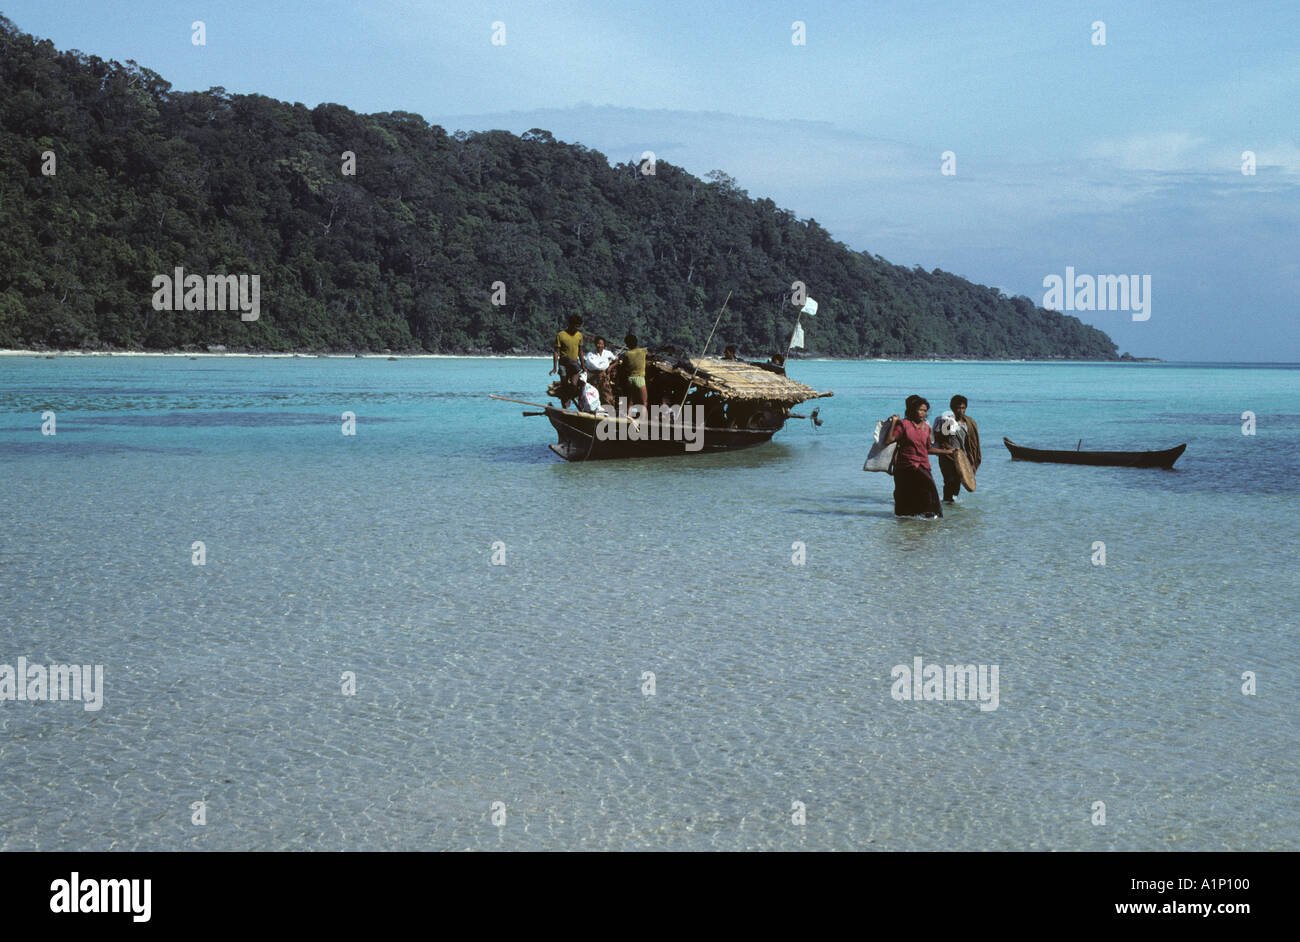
[801, 297, 818, 317]
[789, 322, 805, 349]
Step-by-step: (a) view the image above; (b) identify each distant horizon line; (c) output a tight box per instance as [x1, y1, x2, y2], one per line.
[2, 349, 1296, 366]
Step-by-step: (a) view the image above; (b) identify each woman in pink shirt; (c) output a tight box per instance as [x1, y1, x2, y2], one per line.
[883, 395, 958, 518]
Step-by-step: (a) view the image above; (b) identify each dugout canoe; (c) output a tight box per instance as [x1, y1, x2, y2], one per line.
[1003, 437, 1186, 469]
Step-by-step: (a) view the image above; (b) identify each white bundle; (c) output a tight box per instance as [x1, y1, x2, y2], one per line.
[863, 418, 898, 473]
[933, 411, 959, 438]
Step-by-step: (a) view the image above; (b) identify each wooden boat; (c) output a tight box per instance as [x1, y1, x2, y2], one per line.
[1003, 437, 1186, 469]
[543, 405, 780, 461]
[496, 351, 832, 462]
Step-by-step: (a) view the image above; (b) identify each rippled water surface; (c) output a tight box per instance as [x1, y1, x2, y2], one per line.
[1, 356, 1296, 850]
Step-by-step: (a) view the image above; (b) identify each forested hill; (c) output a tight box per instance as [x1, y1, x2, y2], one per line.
[0, 17, 1119, 358]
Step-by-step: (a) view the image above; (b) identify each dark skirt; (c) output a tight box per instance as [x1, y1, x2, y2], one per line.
[893, 465, 942, 517]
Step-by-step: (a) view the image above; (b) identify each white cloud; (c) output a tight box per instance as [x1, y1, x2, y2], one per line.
[1085, 132, 1208, 172]
[1086, 132, 1300, 176]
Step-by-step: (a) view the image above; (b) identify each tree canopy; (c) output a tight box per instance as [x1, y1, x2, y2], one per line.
[0, 15, 1118, 359]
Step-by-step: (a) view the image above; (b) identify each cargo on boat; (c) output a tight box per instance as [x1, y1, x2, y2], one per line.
[1003, 437, 1186, 469]
[496, 350, 832, 462]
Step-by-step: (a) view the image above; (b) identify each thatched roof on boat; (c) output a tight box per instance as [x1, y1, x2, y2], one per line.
[650, 354, 830, 404]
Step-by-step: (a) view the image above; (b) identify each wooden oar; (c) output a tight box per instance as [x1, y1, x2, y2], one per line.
[492, 393, 641, 429]
[490, 394, 551, 409]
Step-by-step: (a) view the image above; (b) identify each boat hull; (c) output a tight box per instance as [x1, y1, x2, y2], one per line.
[1003, 437, 1186, 469]
[547, 407, 778, 461]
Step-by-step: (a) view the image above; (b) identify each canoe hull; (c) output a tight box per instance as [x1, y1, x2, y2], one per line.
[547, 407, 777, 461]
[1003, 437, 1186, 469]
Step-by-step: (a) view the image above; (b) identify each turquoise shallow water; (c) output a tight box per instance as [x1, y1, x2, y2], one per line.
[0, 356, 1296, 850]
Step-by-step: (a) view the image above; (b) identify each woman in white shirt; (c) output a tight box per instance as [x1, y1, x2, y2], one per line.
[582, 337, 616, 404]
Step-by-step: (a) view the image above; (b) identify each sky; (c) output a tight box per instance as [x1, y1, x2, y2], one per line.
[4, 0, 1297, 360]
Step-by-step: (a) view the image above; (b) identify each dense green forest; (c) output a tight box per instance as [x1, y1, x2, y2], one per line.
[0, 16, 1119, 358]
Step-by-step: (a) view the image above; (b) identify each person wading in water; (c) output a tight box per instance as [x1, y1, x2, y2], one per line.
[883, 395, 958, 518]
[934, 394, 982, 503]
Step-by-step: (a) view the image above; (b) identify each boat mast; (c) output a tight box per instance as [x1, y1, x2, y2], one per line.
[678, 289, 733, 410]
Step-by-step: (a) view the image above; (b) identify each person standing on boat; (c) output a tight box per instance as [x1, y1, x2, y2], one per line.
[934, 395, 982, 503]
[550, 315, 585, 408]
[583, 336, 617, 405]
[883, 395, 958, 518]
[616, 333, 649, 415]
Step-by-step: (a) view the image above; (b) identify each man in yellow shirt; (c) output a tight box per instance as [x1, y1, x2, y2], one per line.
[550, 315, 584, 407]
